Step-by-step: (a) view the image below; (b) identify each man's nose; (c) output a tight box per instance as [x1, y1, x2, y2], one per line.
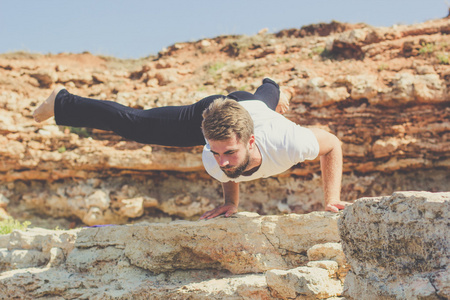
[219, 157, 229, 167]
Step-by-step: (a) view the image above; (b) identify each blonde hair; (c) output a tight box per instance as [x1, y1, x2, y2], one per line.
[201, 98, 254, 142]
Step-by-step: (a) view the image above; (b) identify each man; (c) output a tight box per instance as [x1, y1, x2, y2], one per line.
[199, 97, 346, 219]
[33, 78, 350, 219]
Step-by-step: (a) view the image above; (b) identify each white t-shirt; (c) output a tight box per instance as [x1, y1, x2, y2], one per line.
[202, 100, 320, 183]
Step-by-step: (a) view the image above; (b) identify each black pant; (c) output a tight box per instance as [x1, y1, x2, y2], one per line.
[55, 78, 280, 147]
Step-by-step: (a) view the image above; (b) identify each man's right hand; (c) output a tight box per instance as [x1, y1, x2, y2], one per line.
[325, 200, 352, 212]
[200, 203, 238, 220]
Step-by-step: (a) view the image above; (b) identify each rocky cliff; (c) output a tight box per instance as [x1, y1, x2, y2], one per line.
[0, 15, 449, 300]
[0, 17, 449, 228]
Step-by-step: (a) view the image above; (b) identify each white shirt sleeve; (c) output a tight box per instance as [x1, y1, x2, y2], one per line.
[287, 125, 320, 163]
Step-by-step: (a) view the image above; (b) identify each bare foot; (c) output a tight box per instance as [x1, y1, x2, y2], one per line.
[276, 88, 290, 114]
[33, 86, 66, 122]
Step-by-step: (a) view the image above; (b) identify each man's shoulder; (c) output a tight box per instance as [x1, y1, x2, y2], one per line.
[255, 121, 320, 164]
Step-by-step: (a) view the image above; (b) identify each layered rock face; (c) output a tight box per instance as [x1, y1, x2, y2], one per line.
[339, 191, 450, 299]
[0, 17, 448, 227]
[0, 212, 349, 299]
[0, 15, 449, 299]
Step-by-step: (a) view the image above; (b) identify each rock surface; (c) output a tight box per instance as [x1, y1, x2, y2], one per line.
[0, 17, 448, 227]
[339, 191, 450, 299]
[1, 190, 448, 299]
[0, 212, 347, 299]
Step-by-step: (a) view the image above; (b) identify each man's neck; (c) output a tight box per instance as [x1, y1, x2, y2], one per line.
[242, 144, 262, 176]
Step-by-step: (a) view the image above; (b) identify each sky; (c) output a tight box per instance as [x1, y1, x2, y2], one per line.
[0, 0, 448, 59]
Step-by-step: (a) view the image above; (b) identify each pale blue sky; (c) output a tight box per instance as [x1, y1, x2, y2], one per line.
[0, 0, 448, 59]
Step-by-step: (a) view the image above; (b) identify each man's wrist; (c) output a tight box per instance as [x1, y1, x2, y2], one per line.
[224, 201, 238, 207]
[325, 198, 341, 206]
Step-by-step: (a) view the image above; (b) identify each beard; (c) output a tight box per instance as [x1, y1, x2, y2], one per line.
[220, 151, 251, 178]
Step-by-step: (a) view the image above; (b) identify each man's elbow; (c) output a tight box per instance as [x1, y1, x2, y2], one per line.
[311, 128, 341, 157]
[323, 133, 341, 157]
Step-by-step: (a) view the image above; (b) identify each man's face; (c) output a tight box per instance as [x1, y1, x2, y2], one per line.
[208, 134, 253, 178]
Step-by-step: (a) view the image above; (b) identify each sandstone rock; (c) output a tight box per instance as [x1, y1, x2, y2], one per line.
[155, 69, 179, 86]
[338, 74, 380, 100]
[339, 191, 450, 299]
[0, 194, 9, 208]
[261, 213, 341, 257]
[307, 243, 346, 266]
[0, 212, 342, 299]
[0, 92, 24, 112]
[7, 228, 78, 254]
[307, 242, 350, 280]
[371, 136, 417, 158]
[142, 196, 159, 208]
[82, 206, 105, 225]
[199, 39, 212, 48]
[85, 189, 110, 210]
[46, 247, 65, 267]
[162, 273, 271, 299]
[0, 267, 272, 299]
[294, 77, 350, 107]
[1, 228, 79, 272]
[415, 64, 436, 75]
[266, 266, 343, 299]
[306, 260, 339, 278]
[56, 72, 94, 87]
[118, 197, 144, 218]
[158, 194, 215, 218]
[370, 72, 447, 106]
[29, 71, 56, 88]
[329, 28, 368, 59]
[8, 249, 49, 269]
[413, 73, 446, 102]
[434, 269, 450, 299]
[0, 208, 9, 220]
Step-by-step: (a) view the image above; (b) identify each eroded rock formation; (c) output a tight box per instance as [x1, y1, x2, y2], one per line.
[339, 191, 450, 299]
[0, 212, 348, 299]
[1, 191, 448, 299]
[0, 17, 448, 227]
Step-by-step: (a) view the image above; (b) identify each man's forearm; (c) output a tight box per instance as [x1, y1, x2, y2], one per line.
[310, 128, 343, 207]
[200, 181, 240, 219]
[320, 139, 343, 205]
[222, 181, 240, 207]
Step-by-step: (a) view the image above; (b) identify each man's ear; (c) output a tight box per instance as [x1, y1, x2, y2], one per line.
[248, 135, 256, 149]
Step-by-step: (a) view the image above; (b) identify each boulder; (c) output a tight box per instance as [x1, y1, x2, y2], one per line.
[339, 191, 450, 299]
[266, 266, 343, 299]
